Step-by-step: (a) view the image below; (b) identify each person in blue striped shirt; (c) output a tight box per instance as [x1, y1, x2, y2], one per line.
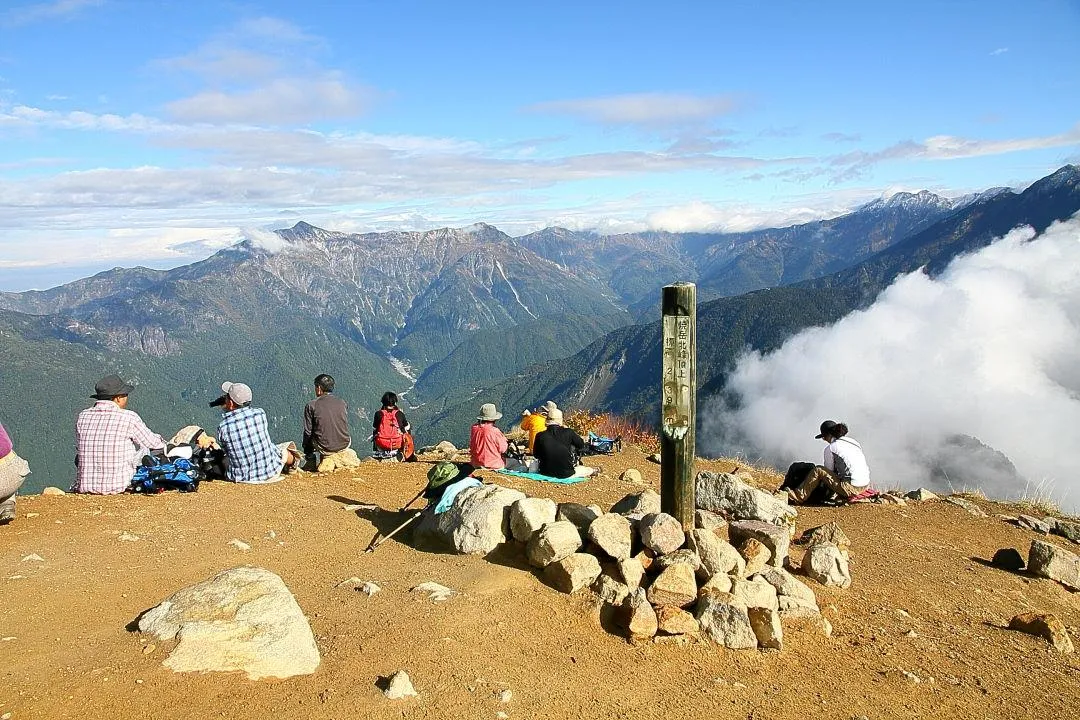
[212, 381, 300, 484]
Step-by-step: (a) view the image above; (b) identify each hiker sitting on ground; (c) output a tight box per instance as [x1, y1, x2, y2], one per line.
[212, 381, 300, 484]
[0, 420, 32, 525]
[787, 420, 871, 504]
[73, 374, 167, 494]
[533, 409, 597, 479]
[519, 409, 547, 454]
[372, 391, 411, 455]
[303, 373, 358, 471]
[470, 403, 526, 470]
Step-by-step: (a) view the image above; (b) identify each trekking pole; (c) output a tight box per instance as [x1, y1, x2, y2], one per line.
[399, 487, 426, 513]
[364, 510, 423, 553]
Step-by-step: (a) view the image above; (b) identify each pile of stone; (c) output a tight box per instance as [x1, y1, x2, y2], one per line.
[415, 470, 845, 649]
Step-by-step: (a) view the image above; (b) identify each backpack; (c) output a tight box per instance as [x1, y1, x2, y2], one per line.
[129, 455, 203, 493]
[374, 409, 404, 451]
[583, 431, 622, 455]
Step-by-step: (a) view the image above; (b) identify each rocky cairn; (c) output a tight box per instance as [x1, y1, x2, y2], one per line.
[417, 470, 838, 650]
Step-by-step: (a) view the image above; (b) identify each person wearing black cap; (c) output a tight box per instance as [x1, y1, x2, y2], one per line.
[74, 374, 166, 494]
[787, 420, 872, 504]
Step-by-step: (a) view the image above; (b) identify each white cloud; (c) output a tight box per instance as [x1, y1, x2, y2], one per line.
[646, 201, 836, 233]
[701, 215, 1080, 511]
[528, 92, 741, 127]
[165, 76, 373, 124]
[828, 123, 1080, 182]
[990, 47, 1009, 56]
[3, 0, 101, 26]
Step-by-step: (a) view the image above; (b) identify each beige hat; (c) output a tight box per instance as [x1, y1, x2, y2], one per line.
[539, 400, 558, 415]
[477, 403, 503, 421]
[547, 408, 564, 425]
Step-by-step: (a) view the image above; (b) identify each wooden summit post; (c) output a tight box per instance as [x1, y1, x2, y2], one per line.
[660, 282, 696, 529]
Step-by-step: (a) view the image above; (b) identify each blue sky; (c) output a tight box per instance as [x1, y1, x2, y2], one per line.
[0, 0, 1078, 290]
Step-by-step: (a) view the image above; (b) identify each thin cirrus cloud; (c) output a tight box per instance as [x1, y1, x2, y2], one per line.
[164, 76, 375, 125]
[2, 0, 102, 27]
[527, 92, 741, 127]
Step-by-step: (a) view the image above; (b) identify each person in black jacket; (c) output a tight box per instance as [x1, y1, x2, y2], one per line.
[532, 409, 597, 479]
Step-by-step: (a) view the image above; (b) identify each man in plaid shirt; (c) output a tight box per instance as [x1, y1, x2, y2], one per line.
[213, 381, 296, 484]
[74, 374, 166, 494]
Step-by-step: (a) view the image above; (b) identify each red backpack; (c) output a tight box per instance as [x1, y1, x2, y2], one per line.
[374, 408, 404, 450]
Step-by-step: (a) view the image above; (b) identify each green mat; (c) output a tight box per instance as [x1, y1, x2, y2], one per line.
[494, 468, 588, 484]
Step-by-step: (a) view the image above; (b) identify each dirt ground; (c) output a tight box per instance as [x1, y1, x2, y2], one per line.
[1, 446, 1078, 720]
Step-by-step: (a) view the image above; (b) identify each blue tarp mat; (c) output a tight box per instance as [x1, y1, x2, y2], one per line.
[494, 469, 588, 484]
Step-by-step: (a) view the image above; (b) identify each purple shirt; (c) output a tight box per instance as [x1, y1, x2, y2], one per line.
[0, 422, 11, 460]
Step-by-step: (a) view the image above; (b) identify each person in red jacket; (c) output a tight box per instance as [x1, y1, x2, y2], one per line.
[372, 391, 413, 459]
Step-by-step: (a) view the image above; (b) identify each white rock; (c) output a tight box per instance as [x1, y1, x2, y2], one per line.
[617, 557, 646, 590]
[1028, 540, 1080, 591]
[638, 512, 685, 555]
[384, 670, 418, 699]
[411, 581, 456, 602]
[695, 590, 757, 649]
[587, 513, 633, 560]
[610, 490, 661, 519]
[593, 573, 630, 606]
[41, 487, 65, 496]
[728, 520, 790, 568]
[415, 484, 526, 555]
[690, 529, 745, 578]
[803, 542, 852, 589]
[359, 582, 381, 597]
[695, 471, 796, 524]
[118, 532, 140, 542]
[137, 566, 320, 680]
[228, 539, 251, 552]
[731, 578, 779, 610]
[509, 497, 557, 542]
[20, 553, 44, 563]
[526, 521, 582, 568]
[755, 566, 818, 606]
[905, 488, 938, 501]
[544, 553, 602, 594]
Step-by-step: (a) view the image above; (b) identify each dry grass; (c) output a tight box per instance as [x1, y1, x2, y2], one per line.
[564, 410, 661, 454]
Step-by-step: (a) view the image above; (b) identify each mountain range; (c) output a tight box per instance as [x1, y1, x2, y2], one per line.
[1, 165, 1077, 492]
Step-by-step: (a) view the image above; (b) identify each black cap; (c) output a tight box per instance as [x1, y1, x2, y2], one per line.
[815, 420, 839, 439]
[91, 374, 135, 400]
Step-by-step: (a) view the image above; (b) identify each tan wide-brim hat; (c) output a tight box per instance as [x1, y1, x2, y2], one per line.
[477, 403, 503, 421]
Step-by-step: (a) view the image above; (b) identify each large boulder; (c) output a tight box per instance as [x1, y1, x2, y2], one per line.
[509, 497, 557, 542]
[526, 521, 583, 568]
[803, 542, 852, 589]
[544, 553, 602, 594]
[593, 573, 631, 606]
[689, 529, 745, 578]
[695, 472, 796, 525]
[1028, 540, 1080, 591]
[1053, 520, 1080, 544]
[639, 512, 686, 555]
[415, 484, 526, 555]
[611, 490, 661, 519]
[647, 564, 698, 608]
[587, 513, 633, 560]
[729, 520, 790, 568]
[694, 509, 727, 532]
[695, 589, 757, 649]
[137, 567, 319, 680]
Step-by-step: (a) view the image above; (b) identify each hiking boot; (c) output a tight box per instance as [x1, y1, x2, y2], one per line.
[0, 501, 15, 526]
